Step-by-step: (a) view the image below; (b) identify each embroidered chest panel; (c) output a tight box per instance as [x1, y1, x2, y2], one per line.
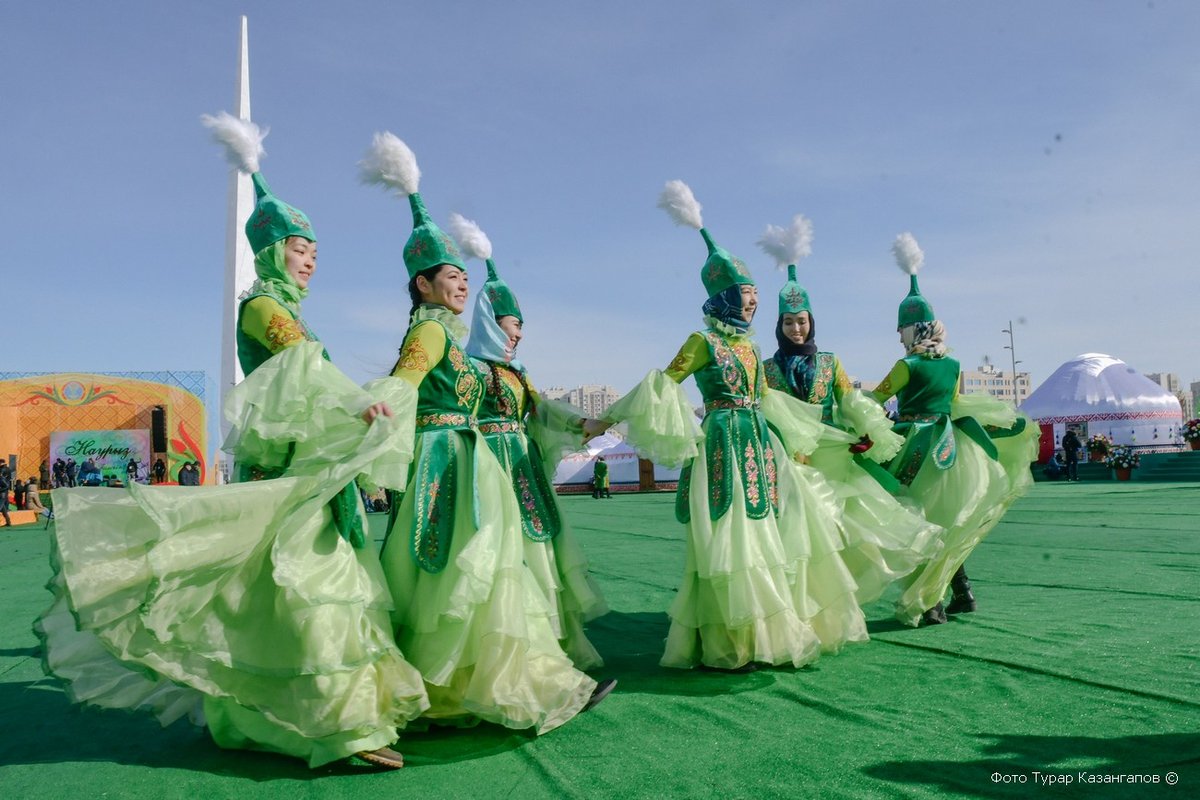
[702, 331, 763, 401]
[489, 365, 526, 420]
[446, 341, 484, 413]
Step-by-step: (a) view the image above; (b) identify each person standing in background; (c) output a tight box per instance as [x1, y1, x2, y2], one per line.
[1061, 429, 1081, 482]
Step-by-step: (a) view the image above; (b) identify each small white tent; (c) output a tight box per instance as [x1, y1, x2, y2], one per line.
[553, 432, 681, 486]
[1020, 353, 1183, 447]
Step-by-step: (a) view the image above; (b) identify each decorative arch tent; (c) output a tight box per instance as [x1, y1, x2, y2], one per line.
[1019, 353, 1183, 459]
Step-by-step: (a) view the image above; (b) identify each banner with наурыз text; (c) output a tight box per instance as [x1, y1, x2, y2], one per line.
[49, 429, 151, 485]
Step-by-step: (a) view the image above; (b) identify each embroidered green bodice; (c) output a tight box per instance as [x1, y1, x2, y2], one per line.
[871, 354, 968, 485]
[895, 355, 960, 419]
[236, 293, 326, 376]
[477, 362, 530, 430]
[234, 293, 360, 547]
[475, 361, 562, 542]
[763, 352, 849, 425]
[389, 309, 487, 572]
[665, 330, 778, 523]
[393, 318, 485, 431]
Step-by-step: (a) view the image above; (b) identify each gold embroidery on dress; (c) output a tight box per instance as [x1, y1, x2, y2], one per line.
[499, 368, 525, 417]
[447, 344, 482, 411]
[265, 314, 306, 352]
[398, 337, 431, 373]
[729, 340, 759, 398]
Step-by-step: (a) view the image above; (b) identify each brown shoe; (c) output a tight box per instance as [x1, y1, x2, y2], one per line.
[357, 746, 404, 769]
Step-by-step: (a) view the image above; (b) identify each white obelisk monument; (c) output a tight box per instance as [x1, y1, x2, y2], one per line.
[219, 16, 256, 454]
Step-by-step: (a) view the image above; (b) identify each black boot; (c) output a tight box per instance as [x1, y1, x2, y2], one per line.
[920, 602, 948, 626]
[945, 567, 977, 614]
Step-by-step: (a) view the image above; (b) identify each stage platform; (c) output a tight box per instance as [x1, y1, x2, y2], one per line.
[2, 483, 1198, 798]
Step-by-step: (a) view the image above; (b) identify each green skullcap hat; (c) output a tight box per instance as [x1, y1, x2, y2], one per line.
[484, 259, 522, 322]
[897, 274, 935, 328]
[403, 192, 467, 278]
[699, 228, 754, 296]
[245, 173, 315, 254]
[778, 264, 811, 316]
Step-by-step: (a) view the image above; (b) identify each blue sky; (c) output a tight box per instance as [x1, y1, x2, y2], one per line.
[3, 1, 1198, 411]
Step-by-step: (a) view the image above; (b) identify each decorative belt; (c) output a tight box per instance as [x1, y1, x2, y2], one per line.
[897, 413, 945, 423]
[478, 420, 524, 435]
[416, 413, 478, 431]
[704, 398, 760, 413]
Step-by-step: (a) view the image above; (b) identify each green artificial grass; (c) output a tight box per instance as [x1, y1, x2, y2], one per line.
[2, 483, 1198, 799]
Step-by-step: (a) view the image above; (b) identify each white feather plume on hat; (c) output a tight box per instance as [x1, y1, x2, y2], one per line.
[757, 214, 814, 270]
[359, 132, 421, 196]
[657, 180, 704, 229]
[448, 213, 493, 261]
[201, 111, 266, 174]
[892, 232, 924, 275]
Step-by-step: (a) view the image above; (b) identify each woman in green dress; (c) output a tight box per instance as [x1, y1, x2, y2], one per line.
[872, 234, 1039, 626]
[758, 217, 942, 626]
[362, 133, 610, 733]
[604, 181, 853, 669]
[451, 213, 610, 671]
[34, 114, 427, 769]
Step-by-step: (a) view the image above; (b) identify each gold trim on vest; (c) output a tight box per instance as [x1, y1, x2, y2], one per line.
[416, 413, 478, 431]
[704, 397, 760, 413]
[478, 420, 524, 434]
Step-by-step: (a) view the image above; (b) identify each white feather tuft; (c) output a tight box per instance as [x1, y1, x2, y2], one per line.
[447, 212, 493, 261]
[757, 214, 814, 269]
[201, 111, 266, 174]
[657, 180, 703, 229]
[892, 232, 924, 275]
[358, 131, 420, 195]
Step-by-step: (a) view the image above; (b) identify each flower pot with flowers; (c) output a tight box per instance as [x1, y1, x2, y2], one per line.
[1086, 434, 1111, 462]
[1105, 446, 1140, 481]
[1182, 419, 1200, 451]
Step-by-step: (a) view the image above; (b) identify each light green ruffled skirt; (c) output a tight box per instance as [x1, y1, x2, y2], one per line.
[381, 431, 596, 733]
[892, 412, 1039, 626]
[34, 344, 430, 767]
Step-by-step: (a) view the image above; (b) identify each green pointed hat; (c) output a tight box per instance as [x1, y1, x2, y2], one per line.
[699, 228, 755, 296]
[483, 259, 522, 321]
[897, 273, 935, 327]
[778, 264, 811, 315]
[200, 112, 314, 253]
[245, 173, 315, 254]
[893, 233, 935, 328]
[402, 193, 467, 278]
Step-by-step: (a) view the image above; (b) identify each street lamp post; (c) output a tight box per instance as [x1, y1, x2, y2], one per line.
[1002, 320, 1022, 408]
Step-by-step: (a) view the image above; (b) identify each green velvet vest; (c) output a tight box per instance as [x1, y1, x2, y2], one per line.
[676, 330, 778, 524]
[393, 320, 487, 573]
[896, 355, 959, 419]
[235, 293, 327, 377]
[476, 361, 561, 542]
[887, 354, 977, 486]
[763, 352, 838, 425]
[233, 294, 361, 547]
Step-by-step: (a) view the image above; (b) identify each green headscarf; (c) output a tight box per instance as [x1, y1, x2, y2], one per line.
[248, 238, 307, 312]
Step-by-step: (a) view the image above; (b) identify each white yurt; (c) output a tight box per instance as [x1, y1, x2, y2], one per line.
[1019, 353, 1183, 449]
[553, 431, 682, 487]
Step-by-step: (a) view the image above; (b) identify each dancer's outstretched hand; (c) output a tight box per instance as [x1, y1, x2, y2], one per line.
[362, 402, 394, 425]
